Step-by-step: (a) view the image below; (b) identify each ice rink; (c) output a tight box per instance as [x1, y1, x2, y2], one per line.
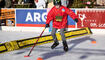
[0, 30, 105, 60]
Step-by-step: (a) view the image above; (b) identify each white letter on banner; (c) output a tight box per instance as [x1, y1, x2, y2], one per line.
[42, 12, 47, 22]
[25, 12, 33, 22]
[34, 13, 41, 22]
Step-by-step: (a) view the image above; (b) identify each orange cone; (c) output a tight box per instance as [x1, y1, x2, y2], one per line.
[37, 57, 43, 60]
[91, 41, 96, 44]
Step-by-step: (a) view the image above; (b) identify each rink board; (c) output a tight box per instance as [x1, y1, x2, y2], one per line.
[0, 27, 92, 54]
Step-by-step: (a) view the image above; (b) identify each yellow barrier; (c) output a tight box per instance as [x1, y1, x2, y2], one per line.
[0, 27, 92, 54]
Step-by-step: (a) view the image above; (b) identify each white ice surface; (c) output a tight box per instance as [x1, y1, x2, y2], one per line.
[0, 30, 105, 60]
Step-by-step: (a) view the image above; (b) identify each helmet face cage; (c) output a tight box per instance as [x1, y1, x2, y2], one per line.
[53, 0, 61, 5]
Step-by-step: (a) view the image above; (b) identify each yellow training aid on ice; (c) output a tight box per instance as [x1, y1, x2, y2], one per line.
[0, 27, 92, 54]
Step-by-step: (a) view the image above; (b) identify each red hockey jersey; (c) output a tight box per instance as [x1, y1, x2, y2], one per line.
[46, 6, 78, 29]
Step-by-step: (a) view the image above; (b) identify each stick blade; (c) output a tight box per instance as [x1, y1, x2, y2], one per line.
[24, 55, 30, 57]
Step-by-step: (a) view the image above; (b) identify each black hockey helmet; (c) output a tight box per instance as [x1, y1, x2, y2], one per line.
[53, 0, 61, 5]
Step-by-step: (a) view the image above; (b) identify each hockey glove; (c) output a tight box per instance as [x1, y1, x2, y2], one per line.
[45, 24, 49, 28]
[74, 19, 78, 23]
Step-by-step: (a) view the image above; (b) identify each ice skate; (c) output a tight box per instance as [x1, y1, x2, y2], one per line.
[51, 42, 59, 49]
[63, 41, 68, 52]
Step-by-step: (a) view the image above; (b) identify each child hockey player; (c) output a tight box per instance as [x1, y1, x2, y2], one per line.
[45, 0, 78, 52]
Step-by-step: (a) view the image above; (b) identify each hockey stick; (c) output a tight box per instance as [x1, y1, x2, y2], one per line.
[24, 28, 46, 57]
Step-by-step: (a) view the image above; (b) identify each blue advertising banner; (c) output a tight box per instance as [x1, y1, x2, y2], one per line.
[16, 9, 47, 27]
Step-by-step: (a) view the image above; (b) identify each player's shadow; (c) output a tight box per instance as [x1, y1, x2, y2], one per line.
[41, 50, 65, 60]
[41, 36, 97, 60]
[67, 36, 96, 51]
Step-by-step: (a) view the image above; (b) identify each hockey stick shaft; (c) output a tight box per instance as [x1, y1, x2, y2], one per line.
[27, 28, 46, 56]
